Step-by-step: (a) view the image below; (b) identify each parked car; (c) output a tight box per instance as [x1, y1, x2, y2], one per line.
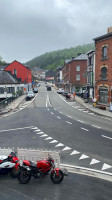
[26, 91, 35, 100]
[57, 88, 64, 94]
[33, 87, 38, 93]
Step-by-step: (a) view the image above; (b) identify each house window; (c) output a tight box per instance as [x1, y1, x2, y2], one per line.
[76, 74, 80, 81]
[0, 87, 4, 94]
[7, 87, 15, 93]
[76, 65, 80, 71]
[13, 69, 17, 75]
[102, 46, 107, 59]
[101, 67, 107, 80]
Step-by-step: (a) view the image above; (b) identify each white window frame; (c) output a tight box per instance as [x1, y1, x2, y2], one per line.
[76, 74, 80, 81]
[76, 65, 80, 71]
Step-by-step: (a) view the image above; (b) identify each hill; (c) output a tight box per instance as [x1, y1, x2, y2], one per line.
[26, 43, 94, 71]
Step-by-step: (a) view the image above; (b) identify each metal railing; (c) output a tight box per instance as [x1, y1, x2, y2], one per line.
[0, 94, 22, 112]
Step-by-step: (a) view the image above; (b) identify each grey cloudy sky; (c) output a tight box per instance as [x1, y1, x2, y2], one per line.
[0, 0, 112, 63]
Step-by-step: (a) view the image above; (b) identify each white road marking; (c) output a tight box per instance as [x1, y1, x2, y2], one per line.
[33, 129, 41, 132]
[73, 106, 80, 109]
[66, 121, 72, 125]
[57, 116, 61, 119]
[40, 134, 48, 137]
[55, 143, 64, 147]
[90, 159, 100, 165]
[51, 112, 54, 114]
[54, 108, 56, 110]
[102, 163, 112, 170]
[92, 125, 101, 129]
[89, 113, 95, 115]
[77, 120, 84, 124]
[32, 127, 38, 129]
[62, 146, 71, 151]
[36, 132, 44, 134]
[49, 140, 58, 143]
[66, 115, 72, 118]
[47, 108, 49, 111]
[83, 110, 88, 113]
[81, 127, 89, 131]
[59, 111, 63, 114]
[78, 108, 85, 111]
[79, 154, 89, 160]
[0, 126, 34, 133]
[102, 135, 112, 140]
[70, 150, 80, 155]
[44, 137, 53, 140]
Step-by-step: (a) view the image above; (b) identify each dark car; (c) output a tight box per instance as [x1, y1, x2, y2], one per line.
[47, 86, 51, 91]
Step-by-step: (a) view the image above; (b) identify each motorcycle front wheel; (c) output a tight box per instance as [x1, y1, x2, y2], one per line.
[18, 169, 31, 184]
[50, 170, 64, 184]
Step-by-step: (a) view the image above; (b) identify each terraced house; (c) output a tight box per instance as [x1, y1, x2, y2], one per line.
[94, 27, 112, 105]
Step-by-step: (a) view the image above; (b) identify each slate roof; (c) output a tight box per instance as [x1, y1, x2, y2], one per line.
[93, 32, 112, 42]
[72, 54, 88, 61]
[0, 71, 18, 84]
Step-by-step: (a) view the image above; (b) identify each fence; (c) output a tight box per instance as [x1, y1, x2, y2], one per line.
[0, 94, 22, 111]
[0, 148, 60, 167]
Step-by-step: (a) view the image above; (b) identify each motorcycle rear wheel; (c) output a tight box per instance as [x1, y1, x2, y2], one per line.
[18, 169, 31, 184]
[50, 170, 64, 184]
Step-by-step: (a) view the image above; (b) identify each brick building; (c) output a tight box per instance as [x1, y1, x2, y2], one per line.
[62, 54, 87, 93]
[94, 28, 112, 104]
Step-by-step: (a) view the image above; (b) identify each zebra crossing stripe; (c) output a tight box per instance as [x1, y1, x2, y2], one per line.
[32, 127, 38, 129]
[36, 132, 44, 134]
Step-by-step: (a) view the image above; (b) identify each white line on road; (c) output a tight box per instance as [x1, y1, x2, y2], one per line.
[66, 121, 72, 124]
[57, 116, 61, 119]
[81, 127, 89, 131]
[66, 115, 72, 119]
[0, 126, 34, 133]
[51, 112, 54, 114]
[77, 120, 84, 124]
[102, 135, 112, 140]
[92, 125, 101, 129]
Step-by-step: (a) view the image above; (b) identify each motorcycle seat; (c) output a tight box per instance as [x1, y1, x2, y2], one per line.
[30, 161, 37, 168]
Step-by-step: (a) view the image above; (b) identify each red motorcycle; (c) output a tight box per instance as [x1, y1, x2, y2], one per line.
[18, 157, 65, 184]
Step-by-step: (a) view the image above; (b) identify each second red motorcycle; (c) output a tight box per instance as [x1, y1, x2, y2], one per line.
[18, 157, 65, 184]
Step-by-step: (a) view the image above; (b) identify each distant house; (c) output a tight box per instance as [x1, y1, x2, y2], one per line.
[93, 27, 112, 104]
[45, 70, 55, 83]
[86, 50, 95, 100]
[4, 60, 32, 92]
[55, 66, 63, 88]
[62, 54, 87, 93]
[0, 71, 24, 99]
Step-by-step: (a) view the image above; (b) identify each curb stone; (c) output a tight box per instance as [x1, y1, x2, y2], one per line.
[60, 164, 112, 182]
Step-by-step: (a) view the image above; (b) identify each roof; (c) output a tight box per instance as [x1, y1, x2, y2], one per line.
[0, 71, 18, 84]
[72, 54, 88, 61]
[86, 50, 95, 55]
[93, 32, 112, 42]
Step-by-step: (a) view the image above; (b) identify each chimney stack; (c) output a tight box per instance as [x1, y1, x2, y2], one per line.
[107, 26, 112, 33]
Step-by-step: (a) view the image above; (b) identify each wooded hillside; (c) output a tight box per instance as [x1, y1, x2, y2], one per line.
[26, 43, 95, 71]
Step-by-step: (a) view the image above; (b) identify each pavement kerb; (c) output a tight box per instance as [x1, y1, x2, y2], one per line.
[60, 163, 112, 182]
[75, 97, 112, 119]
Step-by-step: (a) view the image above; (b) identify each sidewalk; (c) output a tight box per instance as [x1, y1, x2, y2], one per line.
[75, 95, 112, 119]
[0, 95, 26, 115]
